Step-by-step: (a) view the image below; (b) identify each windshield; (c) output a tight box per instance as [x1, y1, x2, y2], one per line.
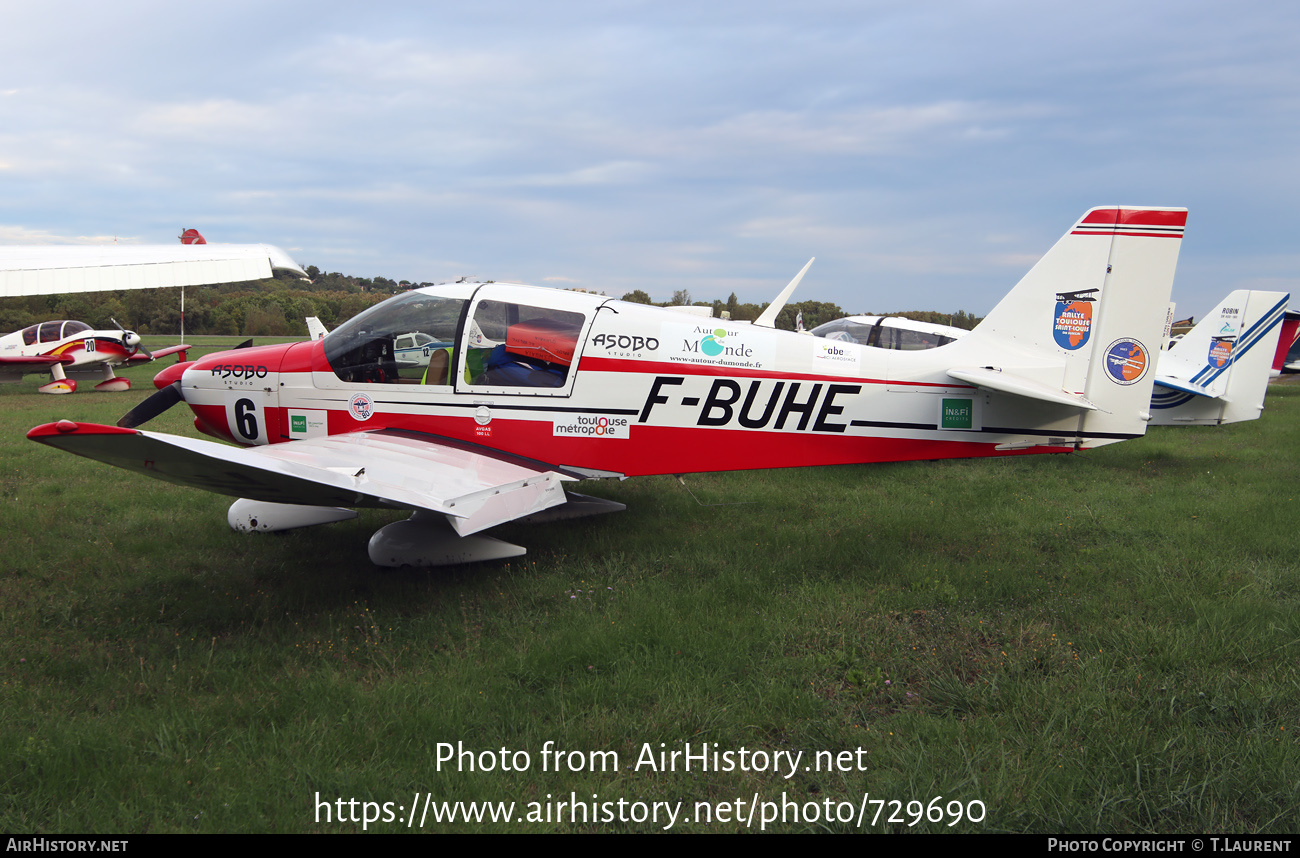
[324, 292, 467, 384]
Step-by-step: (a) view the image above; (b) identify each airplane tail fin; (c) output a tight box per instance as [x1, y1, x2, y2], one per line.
[305, 316, 328, 340]
[1150, 290, 1290, 425]
[1270, 310, 1300, 376]
[958, 206, 1186, 445]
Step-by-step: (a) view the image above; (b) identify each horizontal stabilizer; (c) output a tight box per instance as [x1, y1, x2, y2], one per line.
[1153, 375, 1216, 398]
[947, 367, 1098, 410]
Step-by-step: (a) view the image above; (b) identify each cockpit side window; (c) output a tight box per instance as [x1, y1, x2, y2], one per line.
[465, 300, 585, 388]
[21, 325, 39, 346]
[810, 318, 879, 346]
[323, 293, 467, 384]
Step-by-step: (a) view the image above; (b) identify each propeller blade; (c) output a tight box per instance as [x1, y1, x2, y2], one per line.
[234, 338, 255, 350]
[116, 381, 184, 429]
[110, 317, 149, 357]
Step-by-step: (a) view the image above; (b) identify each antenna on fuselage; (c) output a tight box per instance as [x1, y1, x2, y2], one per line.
[753, 258, 814, 328]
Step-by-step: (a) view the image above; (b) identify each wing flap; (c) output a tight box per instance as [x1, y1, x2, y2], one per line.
[947, 367, 1098, 410]
[28, 422, 571, 535]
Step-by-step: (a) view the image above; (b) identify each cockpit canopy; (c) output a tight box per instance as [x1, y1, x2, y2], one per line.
[21, 320, 92, 346]
[810, 316, 961, 350]
[321, 285, 591, 389]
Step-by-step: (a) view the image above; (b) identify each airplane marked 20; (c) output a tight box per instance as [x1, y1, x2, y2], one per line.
[0, 319, 190, 393]
[30, 206, 1186, 566]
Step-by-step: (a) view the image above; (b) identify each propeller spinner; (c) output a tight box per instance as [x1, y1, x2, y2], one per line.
[110, 317, 153, 359]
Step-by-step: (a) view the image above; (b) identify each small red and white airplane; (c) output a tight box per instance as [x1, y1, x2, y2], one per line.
[0, 319, 190, 393]
[30, 206, 1187, 566]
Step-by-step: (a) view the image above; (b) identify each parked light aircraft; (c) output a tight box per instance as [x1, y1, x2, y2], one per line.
[0, 319, 189, 393]
[30, 206, 1186, 566]
[814, 291, 1292, 426]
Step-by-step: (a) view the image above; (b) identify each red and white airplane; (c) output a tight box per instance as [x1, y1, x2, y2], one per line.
[0, 319, 190, 393]
[30, 206, 1187, 566]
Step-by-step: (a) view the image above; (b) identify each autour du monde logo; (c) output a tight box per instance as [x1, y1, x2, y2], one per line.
[701, 328, 731, 357]
[683, 326, 754, 360]
[669, 322, 771, 368]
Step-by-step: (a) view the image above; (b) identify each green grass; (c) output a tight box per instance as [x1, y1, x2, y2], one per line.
[2, 357, 1298, 832]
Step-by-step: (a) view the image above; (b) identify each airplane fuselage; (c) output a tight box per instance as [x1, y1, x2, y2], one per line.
[0, 321, 136, 368]
[165, 282, 1117, 481]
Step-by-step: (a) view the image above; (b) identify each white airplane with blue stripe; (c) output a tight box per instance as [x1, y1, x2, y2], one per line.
[1150, 290, 1290, 425]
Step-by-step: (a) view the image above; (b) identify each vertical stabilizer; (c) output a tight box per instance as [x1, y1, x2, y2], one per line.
[1150, 290, 1289, 425]
[1270, 310, 1300, 375]
[962, 207, 1186, 445]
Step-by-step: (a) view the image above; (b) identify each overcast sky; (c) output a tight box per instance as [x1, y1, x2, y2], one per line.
[1, 1, 1296, 316]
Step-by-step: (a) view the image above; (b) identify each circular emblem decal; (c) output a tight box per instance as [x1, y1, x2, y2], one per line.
[1103, 338, 1149, 385]
[348, 393, 375, 421]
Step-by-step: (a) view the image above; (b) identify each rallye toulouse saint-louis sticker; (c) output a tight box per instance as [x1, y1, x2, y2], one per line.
[1052, 288, 1099, 350]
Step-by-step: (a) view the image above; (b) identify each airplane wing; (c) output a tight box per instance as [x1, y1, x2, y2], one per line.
[0, 244, 308, 297]
[27, 422, 572, 537]
[0, 354, 75, 382]
[0, 355, 75, 367]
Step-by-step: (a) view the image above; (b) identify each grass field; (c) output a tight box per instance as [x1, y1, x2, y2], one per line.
[2, 344, 1298, 832]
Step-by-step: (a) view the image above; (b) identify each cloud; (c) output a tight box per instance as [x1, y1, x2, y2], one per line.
[0, 225, 136, 245]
